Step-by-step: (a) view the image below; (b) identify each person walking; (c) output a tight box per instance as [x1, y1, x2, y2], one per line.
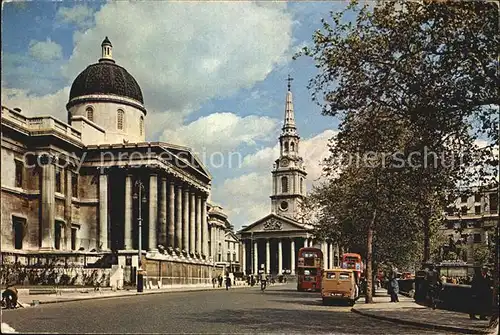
[225, 274, 231, 291]
[389, 274, 399, 302]
[469, 267, 492, 320]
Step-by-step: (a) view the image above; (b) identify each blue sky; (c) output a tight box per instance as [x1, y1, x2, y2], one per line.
[2, 1, 351, 229]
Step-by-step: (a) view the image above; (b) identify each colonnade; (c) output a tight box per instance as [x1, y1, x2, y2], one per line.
[240, 236, 342, 275]
[100, 172, 209, 259]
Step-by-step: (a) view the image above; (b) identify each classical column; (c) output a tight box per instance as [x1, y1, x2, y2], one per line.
[196, 195, 202, 257]
[210, 225, 215, 260]
[182, 187, 189, 254]
[148, 174, 158, 252]
[278, 239, 283, 275]
[158, 177, 167, 248]
[189, 191, 196, 256]
[124, 174, 133, 250]
[335, 243, 340, 267]
[98, 173, 109, 251]
[290, 238, 295, 275]
[265, 239, 270, 274]
[175, 184, 182, 252]
[253, 240, 258, 274]
[321, 242, 328, 269]
[64, 169, 72, 250]
[242, 241, 246, 275]
[40, 162, 55, 249]
[201, 196, 208, 258]
[168, 182, 175, 249]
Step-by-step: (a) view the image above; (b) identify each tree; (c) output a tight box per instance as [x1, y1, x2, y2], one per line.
[298, 0, 498, 322]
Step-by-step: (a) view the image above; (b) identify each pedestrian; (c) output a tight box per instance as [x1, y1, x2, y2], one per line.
[1, 285, 18, 309]
[389, 274, 399, 303]
[212, 277, 216, 288]
[218, 275, 223, 288]
[225, 275, 231, 290]
[469, 267, 492, 320]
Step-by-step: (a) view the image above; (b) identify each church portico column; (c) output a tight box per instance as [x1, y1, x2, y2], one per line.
[40, 161, 55, 249]
[189, 191, 196, 256]
[175, 184, 182, 253]
[182, 187, 189, 254]
[148, 174, 158, 252]
[253, 240, 258, 274]
[124, 174, 133, 250]
[168, 181, 175, 249]
[329, 243, 334, 268]
[265, 239, 270, 274]
[196, 195, 202, 257]
[98, 173, 109, 251]
[290, 238, 295, 275]
[278, 239, 283, 275]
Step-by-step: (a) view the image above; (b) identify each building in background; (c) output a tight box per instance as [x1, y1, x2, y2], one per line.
[238, 78, 340, 276]
[440, 187, 498, 264]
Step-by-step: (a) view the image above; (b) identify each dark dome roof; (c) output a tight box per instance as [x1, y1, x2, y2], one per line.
[69, 61, 144, 104]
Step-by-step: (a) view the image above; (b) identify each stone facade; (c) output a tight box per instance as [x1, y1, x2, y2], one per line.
[0, 37, 229, 288]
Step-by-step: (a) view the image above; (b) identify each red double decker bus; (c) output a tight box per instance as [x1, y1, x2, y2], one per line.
[297, 247, 323, 292]
[342, 253, 364, 278]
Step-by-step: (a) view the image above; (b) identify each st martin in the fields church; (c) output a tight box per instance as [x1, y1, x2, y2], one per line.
[238, 77, 341, 276]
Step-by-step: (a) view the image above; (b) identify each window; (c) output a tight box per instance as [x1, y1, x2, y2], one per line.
[86, 106, 94, 122]
[460, 195, 468, 203]
[117, 109, 124, 130]
[461, 206, 468, 215]
[473, 234, 482, 243]
[284, 142, 289, 152]
[300, 178, 303, 194]
[490, 193, 498, 213]
[227, 252, 230, 261]
[474, 205, 481, 215]
[290, 142, 295, 152]
[55, 221, 62, 250]
[446, 222, 455, 229]
[71, 173, 78, 197]
[233, 253, 236, 262]
[140, 116, 144, 136]
[339, 273, 350, 280]
[13, 216, 26, 250]
[326, 272, 336, 279]
[474, 193, 481, 202]
[71, 227, 77, 251]
[281, 176, 288, 193]
[55, 168, 62, 193]
[15, 160, 23, 188]
[280, 201, 288, 210]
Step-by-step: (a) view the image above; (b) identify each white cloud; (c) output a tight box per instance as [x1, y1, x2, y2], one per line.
[214, 129, 335, 229]
[62, 1, 294, 136]
[56, 5, 94, 28]
[28, 38, 63, 62]
[159, 112, 279, 155]
[1, 86, 69, 121]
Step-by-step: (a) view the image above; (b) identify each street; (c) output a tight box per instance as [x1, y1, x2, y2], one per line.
[2, 284, 453, 334]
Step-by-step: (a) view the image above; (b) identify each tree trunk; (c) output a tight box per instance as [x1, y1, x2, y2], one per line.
[423, 214, 430, 262]
[365, 208, 376, 304]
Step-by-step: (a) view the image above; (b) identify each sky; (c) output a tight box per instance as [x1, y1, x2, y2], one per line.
[1, 0, 353, 230]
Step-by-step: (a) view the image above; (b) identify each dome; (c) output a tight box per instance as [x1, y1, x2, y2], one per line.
[69, 61, 144, 104]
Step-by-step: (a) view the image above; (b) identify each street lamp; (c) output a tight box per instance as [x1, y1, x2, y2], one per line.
[132, 179, 147, 292]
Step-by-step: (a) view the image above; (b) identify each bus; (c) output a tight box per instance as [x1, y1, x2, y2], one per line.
[341, 253, 364, 278]
[297, 247, 323, 292]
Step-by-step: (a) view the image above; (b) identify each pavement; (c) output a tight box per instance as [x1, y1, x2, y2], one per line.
[1, 283, 453, 334]
[10, 282, 255, 306]
[352, 289, 494, 335]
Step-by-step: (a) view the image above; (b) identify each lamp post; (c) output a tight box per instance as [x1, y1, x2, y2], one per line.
[132, 179, 147, 292]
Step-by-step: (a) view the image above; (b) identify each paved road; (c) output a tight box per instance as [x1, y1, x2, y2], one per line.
[2, 284, 452, 334]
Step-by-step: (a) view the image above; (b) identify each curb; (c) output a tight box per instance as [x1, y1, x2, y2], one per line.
[351, 308, 489, 335]
[23, 284, 264, 306]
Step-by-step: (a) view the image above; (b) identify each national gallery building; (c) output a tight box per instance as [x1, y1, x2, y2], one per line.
[1, 38, 237, 288]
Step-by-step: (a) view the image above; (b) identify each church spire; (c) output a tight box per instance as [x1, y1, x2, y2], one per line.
[282, 74, 297, 135]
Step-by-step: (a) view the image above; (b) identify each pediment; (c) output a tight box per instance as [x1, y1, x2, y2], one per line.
[159, 143, 211, 179]
[239, 214, 309, 233]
